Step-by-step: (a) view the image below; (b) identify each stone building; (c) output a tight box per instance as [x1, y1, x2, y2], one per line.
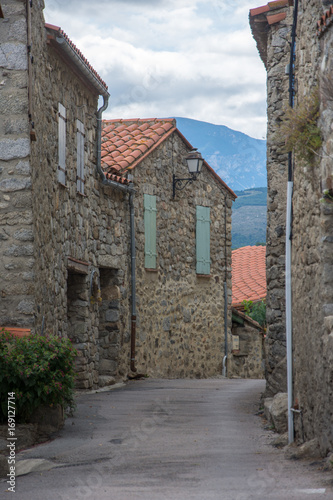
[250, 0, 295, 397]
[0, 0, 130, 389]
[101, 118, 236, 378]
[230, 245, 266, 379]
[250, 0, 333, 455]
[1, 0, 236, 386]
[230, 308, 265, 379]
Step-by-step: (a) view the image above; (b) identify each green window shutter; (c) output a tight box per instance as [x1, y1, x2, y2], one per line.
[58, 103, 66, 185]
[196, 206, 211, 274]
[144, 194, 157, 268]
[76, 119, 85, 194]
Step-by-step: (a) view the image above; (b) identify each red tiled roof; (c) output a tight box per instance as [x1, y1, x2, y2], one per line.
[101, 118, 236, 198]
[250, 0, 291, 19]
[102, 118, 176, 175]
[249, 0, 292, 68]
[232, 246, 266, 307]
[45, 23, 108, 96]
[317, 5, 333, 37]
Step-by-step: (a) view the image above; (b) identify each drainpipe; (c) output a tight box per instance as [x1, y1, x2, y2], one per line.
[223, 282, 228, 377]
[286, 0, 298, 445]
[286, 180, 293, 444]
[96, 95, 109, 183]
[129, 190, 137, 372]
[223, 194, 228, 377]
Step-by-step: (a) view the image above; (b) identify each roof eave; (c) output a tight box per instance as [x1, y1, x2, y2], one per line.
[45, 24, 109, 98]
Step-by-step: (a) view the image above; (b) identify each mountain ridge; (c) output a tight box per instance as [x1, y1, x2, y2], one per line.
[174, 117, 267, 191]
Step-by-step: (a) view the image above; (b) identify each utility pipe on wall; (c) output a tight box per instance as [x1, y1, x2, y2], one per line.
[129, 191, 137, 373]
[222, 194, 228, 377]
[286, 0, 299, 445]
[286, 180, 294, 444]
[96, 95, 109, 183]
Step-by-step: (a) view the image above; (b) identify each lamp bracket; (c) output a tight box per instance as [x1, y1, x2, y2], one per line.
[172, 173, 199, 198]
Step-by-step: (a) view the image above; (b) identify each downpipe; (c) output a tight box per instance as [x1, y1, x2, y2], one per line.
[129, 190, 137, 373]
[286, 180, 294, 444]
[286, 0, 298, 445]
[96, 95, 109, 183]
[222, 281, 228, 377]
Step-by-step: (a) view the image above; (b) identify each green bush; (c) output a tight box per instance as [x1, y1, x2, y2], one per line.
[0, 330, 77, 423]
[242, 300, 266, 328]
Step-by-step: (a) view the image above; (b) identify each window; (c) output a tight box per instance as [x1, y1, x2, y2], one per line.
[196, 206, 211, 275]
[58, 103, 66, 185]
[76, 119, 85, 194]
[144, 194, 157, 269]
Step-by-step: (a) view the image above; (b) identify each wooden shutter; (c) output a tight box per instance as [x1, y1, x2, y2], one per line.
[76, 119, 85, 194]
[58, 103, 66, 185]
[144, 194, 157, 269]
[196, 206, 211, 274]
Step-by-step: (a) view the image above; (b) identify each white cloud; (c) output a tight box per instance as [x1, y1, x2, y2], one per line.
[44, 0, 267, 139]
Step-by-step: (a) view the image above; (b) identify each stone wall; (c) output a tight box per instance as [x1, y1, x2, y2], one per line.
[0, 0, 132, 388]
[251, 0, 333, 455]
[262, 5, 294, 396]
[29, 14, 131, 388]
[1, 1, 235, 387]
[291, 0, 333, 455]
[229, 310, 265, 379]
[0, 0, 35, 328]
[131, 133, 234, 378]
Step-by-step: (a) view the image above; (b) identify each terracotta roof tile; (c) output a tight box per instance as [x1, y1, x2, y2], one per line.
[250, 0, 292, 68]
[317, 5, 333, 37]
[232, 246, 266, 307]
[101, 118, 176, 175]
[250, 0, 290, 17]
[267, 12, 286, 24]
[101, 118, 237, 198]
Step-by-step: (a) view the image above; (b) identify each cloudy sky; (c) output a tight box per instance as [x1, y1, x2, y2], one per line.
[44, 0, 267, 139]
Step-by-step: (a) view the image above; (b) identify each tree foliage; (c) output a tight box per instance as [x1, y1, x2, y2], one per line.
[242, 300, 266, 328]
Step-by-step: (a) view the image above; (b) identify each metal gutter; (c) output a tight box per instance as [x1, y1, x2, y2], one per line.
[54, 35, 109, 97]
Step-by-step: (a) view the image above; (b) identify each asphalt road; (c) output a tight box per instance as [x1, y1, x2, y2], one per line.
[2, 378, 332, 499]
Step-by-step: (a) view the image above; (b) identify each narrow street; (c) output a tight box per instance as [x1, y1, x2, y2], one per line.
[3, 379, 332, 500]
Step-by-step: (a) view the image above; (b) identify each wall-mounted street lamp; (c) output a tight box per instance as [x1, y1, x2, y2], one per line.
[172, 149, 204, 198]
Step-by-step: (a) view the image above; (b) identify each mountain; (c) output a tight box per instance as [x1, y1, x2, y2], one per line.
[232, 188, 267, 249]
[174, 117, 267, 191]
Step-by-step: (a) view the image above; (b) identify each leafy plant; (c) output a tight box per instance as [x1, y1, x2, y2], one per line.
[0, 330, 77, 423]
[242, 300, 266, 327]
[278, 87, 322, 162]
